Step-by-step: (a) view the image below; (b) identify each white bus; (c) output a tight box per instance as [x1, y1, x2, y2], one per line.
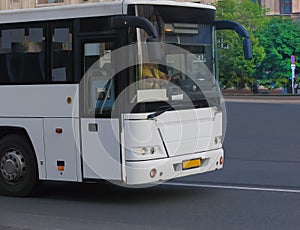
[0, 0, 252, 196]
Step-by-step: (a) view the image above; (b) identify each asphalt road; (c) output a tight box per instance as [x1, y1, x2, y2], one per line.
[177, 100, 300, 188]
[0, 100, 299, 230]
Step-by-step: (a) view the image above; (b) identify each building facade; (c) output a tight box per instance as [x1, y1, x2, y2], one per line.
[187, 0, 300, 21]
[261, 0, 300, 21]
[0, 0, 299, 21]
[0, 0, 104, 10]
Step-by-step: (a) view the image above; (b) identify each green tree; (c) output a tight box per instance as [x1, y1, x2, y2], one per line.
[215, 0, 266, 89]
[255, 17, 300, 88]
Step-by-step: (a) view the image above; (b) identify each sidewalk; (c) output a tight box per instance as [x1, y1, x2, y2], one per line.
[224, 95, 300, 104]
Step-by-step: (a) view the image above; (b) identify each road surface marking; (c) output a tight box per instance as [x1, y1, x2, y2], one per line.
[165, 182, 300, 194]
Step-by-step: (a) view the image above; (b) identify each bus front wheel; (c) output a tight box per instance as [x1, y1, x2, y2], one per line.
[0, 134, 37, 197]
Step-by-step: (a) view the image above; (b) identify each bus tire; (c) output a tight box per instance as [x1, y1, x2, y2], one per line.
[0, 134, 37, 197]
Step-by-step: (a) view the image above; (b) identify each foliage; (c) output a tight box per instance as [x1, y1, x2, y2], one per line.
[254, 17, 300, 87]
[215, 0, 266, 89]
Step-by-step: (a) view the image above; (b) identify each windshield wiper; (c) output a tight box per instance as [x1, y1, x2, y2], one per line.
[147, 103, 199, 119]
[147, 106, 173, 119]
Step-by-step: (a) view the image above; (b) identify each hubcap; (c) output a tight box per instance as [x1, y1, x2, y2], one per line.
[0, 149, 26, 183]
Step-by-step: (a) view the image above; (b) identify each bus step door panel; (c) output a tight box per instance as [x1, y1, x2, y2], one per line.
[43, 118, 79, 181]
[80, 118, 121, 180]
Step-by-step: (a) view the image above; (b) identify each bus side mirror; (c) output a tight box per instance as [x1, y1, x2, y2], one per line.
[146, 37, 162, 62]
[216, 20, 253, 60]
[243, 38, 253, 60]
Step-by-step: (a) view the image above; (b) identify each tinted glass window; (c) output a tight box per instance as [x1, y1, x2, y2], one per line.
[83, 40, 116, 118]
[51, 21, 73, 82]
[0, 24, 46, 84]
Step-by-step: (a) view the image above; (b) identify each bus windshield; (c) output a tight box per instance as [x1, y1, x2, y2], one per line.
[129, 4, 218, 111]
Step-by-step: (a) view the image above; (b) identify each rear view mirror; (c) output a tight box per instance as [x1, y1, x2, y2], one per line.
[243, 38, 253, 60]
[216, 20, 253, 60]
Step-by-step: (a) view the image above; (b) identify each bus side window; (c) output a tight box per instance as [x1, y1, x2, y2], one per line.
[83, 41, 116, 117]
[51, 22, 73, 82]
[0, 54, 11, 83]
[0, 26, 46, 84]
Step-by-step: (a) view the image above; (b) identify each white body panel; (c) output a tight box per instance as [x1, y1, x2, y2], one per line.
[123, 120, 168, 161]
[123, 0, 215, 15]
[123, 0, 215, 10]
[0, 85, 79, 118]
[122, 108, 223, 184]
[126, 148, 223, 184]
[0, 85, 79, 181]
[123, 107, 222, 157]
[43, 118, 81, 181]
[0, 2, 123, 24]
[156, 108, 222, 156]
[81, 118, 121, 180]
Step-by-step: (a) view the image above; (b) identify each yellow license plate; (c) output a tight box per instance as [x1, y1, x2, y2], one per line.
[182, 158, 201, 170]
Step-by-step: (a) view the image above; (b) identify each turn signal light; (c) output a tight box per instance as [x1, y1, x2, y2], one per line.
[58, 166, 65, 171]
[57, 161, 65, 171]
[220, 156, 223, 165]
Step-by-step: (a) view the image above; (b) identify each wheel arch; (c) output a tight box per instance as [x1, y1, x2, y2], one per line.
[0, 126, 39, 178]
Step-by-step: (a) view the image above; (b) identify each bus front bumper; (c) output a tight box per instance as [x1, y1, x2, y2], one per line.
[125, 148, 224, 185]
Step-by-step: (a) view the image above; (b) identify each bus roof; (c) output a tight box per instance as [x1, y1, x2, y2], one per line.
[0, 0, 215, 24]
[124, 0, 215, 10]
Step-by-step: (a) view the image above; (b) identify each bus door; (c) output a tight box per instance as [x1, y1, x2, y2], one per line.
[79, 37, 122, 181]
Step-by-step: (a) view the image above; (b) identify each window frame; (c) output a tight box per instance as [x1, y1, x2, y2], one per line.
[280, 0, 292, 15]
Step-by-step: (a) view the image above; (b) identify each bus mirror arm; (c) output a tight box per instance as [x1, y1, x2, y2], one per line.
[215, 20, 253, 60]
[111, 16, 159, 39]
[111, 16, 162, 61]
[243, 37, 253, 61]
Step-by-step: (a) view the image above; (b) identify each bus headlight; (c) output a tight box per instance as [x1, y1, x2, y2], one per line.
[133, 146, 159, 156]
